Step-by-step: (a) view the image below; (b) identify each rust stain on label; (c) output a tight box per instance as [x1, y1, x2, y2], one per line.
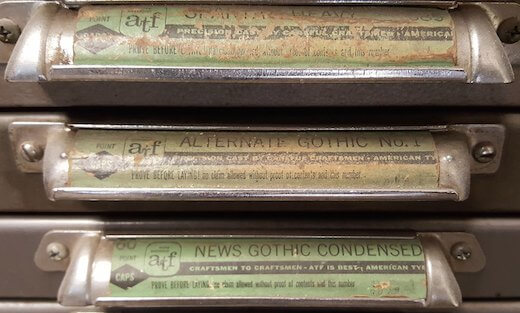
[108, 238, 427, 300]
[72, 5, 457, 68]
[67, 130, 440, 191]
[373, 281, 391, 289]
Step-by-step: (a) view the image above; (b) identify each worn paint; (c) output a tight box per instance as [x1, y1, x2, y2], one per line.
[73, 5, 456, 67]
[108, 237, 427, 299]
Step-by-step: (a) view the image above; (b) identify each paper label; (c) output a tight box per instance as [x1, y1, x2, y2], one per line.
[108, 237, 427, 299]
[67, 130, 439, 190]
[74, 5, 456, 68]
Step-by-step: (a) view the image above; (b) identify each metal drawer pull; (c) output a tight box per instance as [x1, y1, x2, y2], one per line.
[9, 122, 504, 201]
[2, 2, 518, 83]
[34, 231, 485, 308]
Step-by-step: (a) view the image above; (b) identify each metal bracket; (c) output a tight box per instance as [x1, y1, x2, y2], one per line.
[8, 121, 65, 173]
[477, 3, 520, 66]
[34, 230, 101, 272]
[0, 0, 53, 64]
[34, 230, 102, 306]
[449, 124, 505, 174]
[418, 232, 486, 272]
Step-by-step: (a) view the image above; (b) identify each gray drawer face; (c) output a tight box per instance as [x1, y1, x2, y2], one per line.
[0, 110, 519, 212]
[2, 66, 520, 108]
[0, 216, 519, 300]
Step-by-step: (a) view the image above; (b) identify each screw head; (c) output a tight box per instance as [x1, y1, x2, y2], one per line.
[497, 17, 520, 44]
[451, 242, 472, 261]
[20, 142, 44, 162]
[46, 242, 69, 261]
[0, 18, 21, 44]
[473, 142, 496, 163]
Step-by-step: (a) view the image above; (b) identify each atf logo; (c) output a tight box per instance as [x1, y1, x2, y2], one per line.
[144, 242, 182, 276]
[124, 138, 165, 157]
[120, 7, 166, 37]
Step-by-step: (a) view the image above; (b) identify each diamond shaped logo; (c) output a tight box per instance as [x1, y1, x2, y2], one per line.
[75, 24, 123, 54]
[77, 151, 124, 180]
[110, 264, 150, 290]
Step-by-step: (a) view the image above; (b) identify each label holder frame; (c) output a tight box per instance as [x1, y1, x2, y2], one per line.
[2, 2, 517, 84]
[8, 122, 505, 202]
[33, 231, 485, 308]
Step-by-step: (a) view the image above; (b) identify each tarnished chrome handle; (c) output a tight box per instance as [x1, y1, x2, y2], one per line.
[8, 122, 505, 202]
[33, 231, 485, 309]
[2, 2, 518, 83]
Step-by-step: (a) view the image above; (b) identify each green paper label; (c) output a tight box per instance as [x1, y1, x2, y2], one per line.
[67, 130, 439, 190]
[73, 5, 456, 67]
[108, 238, 427, 300]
